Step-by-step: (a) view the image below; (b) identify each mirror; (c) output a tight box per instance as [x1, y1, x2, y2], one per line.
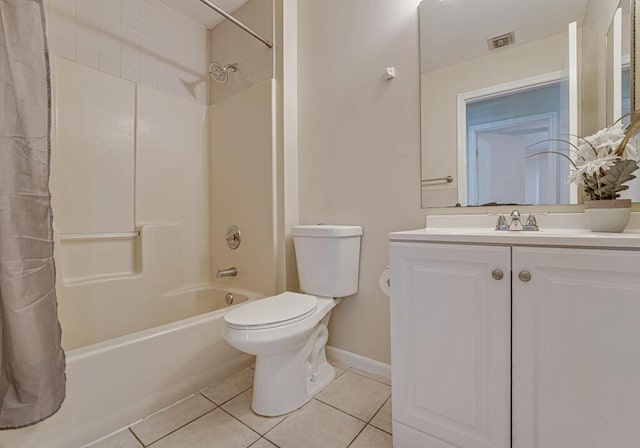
[606, 0, 632, 126]
[419, 0, 640, 208]
[606, 0, 640, 200]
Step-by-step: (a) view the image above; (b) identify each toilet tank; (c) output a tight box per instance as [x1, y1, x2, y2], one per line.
[291, 225, 363, 298]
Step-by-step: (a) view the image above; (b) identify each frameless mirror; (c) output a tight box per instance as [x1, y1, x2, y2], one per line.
[419, 0, 640, 208]
[606, 0, 633, 124]
[606, 0, 640, 199]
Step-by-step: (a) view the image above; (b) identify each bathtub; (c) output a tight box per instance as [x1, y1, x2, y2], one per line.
[0, 285, 262, 448]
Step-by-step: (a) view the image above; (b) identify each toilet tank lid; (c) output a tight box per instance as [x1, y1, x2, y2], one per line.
[291, 225, 363, 238]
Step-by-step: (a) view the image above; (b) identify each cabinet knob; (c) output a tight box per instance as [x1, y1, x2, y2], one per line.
[519, 270, 532, 282]
[492, 269, 504, 280]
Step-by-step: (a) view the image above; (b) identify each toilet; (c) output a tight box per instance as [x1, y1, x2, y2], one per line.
[222, 225, 363, 416]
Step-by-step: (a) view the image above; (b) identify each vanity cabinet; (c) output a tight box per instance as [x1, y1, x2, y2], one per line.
[390, 241, 640, 448]
[390, 243, 511, 448]
[512, 247, 640, 448]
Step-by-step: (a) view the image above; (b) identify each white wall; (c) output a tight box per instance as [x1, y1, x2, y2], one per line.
[297, 0, 423, 364]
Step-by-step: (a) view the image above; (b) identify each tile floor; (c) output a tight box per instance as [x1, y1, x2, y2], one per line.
[86, 362, 392, 448]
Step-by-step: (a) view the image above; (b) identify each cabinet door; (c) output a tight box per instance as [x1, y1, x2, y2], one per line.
[513, 247, 640, 448]
[390, 243, 511, 448]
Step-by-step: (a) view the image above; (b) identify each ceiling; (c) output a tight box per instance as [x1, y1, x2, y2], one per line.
[157, 0, 251, 28]
[420, 0, 592, 72]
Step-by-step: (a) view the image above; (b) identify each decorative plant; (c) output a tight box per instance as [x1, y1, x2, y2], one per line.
[532, 113, 640, 200]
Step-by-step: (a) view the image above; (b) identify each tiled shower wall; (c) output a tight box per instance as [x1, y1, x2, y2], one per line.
[45, 0, 209, 104]
[209, 0, 273, 103]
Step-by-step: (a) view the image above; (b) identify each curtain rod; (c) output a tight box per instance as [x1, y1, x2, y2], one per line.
[199, 0, 273, 48]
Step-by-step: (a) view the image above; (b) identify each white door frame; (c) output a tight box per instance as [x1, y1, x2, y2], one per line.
[467, 112, 559, 205]
[456, 71, 564, 205]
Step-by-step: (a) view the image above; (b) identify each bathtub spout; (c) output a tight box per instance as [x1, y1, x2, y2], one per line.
[216, 267, 238, 278]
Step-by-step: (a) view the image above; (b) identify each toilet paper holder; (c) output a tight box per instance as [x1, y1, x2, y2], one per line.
[379, 267, 391, 297]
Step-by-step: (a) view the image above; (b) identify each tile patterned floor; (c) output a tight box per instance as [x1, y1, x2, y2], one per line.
[86, 363, 392, 448]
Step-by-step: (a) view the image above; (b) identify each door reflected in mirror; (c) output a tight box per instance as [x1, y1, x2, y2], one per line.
[419, 0, 639, 208]
[460, 77, 571, 206]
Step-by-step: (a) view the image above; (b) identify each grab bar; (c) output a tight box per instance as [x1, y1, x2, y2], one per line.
[60, 231, 140, 241]
[421, 175, 454, 184]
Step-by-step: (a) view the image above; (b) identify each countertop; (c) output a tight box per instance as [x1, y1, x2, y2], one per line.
[389, 212, 640, 249]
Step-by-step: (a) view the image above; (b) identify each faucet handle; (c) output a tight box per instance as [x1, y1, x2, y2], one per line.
[524, 213, 539, 231]
[495, 214, 508, 231]
[509, 210, 523, 231]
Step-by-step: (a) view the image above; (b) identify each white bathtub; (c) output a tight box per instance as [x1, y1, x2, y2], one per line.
[0, 285, 262, 448]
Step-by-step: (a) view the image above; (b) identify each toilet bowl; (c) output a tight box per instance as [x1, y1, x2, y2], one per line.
[223, 293, 339, 416]
[222, 225, 362, 416]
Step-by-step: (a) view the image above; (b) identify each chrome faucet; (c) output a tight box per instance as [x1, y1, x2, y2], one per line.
[495, 210, 539, 231]
[523, 213, 539, 231]
[216, 267, 238, 278]
[509, 210, 523, 231]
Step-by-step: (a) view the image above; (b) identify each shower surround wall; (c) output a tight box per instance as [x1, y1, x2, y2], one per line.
[53, 56, 212, 348]
[44, 0, 279, 345]
[2, 0, 278, 446]
[45, 0, 211, 350]
[208, 0, 278, 296]
[44, 0, 209, 104]
[209, 0, 273, 103]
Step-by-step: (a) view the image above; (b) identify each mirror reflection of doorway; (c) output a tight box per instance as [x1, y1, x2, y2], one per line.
[460, 78, 570, 206]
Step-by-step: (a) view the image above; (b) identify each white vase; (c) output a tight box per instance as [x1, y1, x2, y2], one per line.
[584, 199, 632, 233]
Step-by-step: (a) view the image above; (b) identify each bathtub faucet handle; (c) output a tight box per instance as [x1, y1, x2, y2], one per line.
[216, 267, 238, 278]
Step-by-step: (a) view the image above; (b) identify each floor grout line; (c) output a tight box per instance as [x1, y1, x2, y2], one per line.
[200, 383, 253, 407]
[366, 396, 390, 425]
[198, 391, 217, 405]
[312, 397, 370, 424]
[259, 404, 297, 439]
[219, 406, 263, 436]
[346, 423, 369, 448]
[368, 395, 392, 435]
[144, 408, 217, 447]
[262, 435, 281, 448]
[328, 360, 392, 386]
[128, 428, 145, 447]
[313, 393, 391, 426]
[371, 424, 392, 436]
[260, 435, 282, 448]
[341, 367, 392, 387]
[89, 364, 393, 448]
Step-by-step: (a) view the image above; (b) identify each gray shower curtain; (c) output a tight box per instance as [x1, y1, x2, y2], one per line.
[0, 0, 65, 429]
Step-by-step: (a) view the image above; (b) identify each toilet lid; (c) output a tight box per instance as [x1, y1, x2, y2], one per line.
[224, 292, 318, 329]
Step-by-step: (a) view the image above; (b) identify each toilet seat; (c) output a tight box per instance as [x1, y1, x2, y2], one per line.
[224, 292, 317, 330]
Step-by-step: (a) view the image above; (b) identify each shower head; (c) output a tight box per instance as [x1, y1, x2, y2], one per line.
[209, 62, 238, 84]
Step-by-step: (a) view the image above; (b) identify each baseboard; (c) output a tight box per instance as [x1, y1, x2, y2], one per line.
[325, 345, 391, 381]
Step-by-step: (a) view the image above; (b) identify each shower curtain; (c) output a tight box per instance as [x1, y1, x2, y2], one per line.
[0, 0, 66, 429]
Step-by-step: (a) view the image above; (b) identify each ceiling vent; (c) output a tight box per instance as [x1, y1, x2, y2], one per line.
[487, 32, 516, 51]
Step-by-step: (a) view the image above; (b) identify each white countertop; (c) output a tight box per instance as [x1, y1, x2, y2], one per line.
[389, 212, 640, 249]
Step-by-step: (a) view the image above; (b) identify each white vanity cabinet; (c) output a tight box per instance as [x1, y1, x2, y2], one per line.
[512, 247, 640, 448]
[390, 236, 640, 448]
[390, 243, 511, 448]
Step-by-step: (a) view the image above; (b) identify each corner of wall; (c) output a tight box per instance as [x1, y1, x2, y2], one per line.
[275, 0, 300, 293]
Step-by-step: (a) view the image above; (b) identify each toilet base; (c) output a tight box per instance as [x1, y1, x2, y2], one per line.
[251, 324, 335, 416]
